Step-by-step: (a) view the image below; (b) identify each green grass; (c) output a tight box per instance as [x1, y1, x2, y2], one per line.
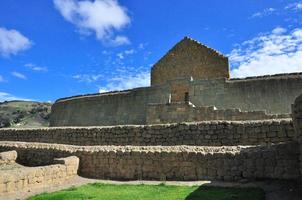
[27, 183, 265, 200]
[0, 100, 51, 128]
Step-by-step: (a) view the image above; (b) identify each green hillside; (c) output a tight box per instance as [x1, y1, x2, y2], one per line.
[0, 101, 51, 128]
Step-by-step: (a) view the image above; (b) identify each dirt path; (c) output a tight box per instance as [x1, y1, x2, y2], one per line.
[2, 176, 301, 200]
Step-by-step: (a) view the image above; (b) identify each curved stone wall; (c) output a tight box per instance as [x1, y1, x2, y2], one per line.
[50, 85, 170, 126]
[0, 120, 295, 146]
[50, 73, 302, 127]
[0, 141, 299, 181]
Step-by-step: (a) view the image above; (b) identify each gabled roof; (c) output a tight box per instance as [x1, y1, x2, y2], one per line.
[181, 36, 226, 58]
[152, 36, 227, 69]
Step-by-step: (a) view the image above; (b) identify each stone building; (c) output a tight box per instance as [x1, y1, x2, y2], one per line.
[50, 37, 302, 126]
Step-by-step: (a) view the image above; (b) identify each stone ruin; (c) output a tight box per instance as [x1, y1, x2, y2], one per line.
[50, 37, 302, 127]
[0, 150, 79, 194]
[1, 37, 302, 196]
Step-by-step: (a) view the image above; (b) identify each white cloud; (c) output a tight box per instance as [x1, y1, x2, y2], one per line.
[72, 73, 103, 83]
[99, 71, 150, 92]
[124, 49, 135, 55]
[285, 2, 302, 10]
[98, 88, 108, 93]
[138, 43, 148, 50]
[230, 27, 302, 78]
[109, 35, 130, 46]
[116, 52, 124, 59]
[0, 92, 32, 102]
[272, 27, 287, 35]
[250, 8, 276, 18]
[24, 63, 48, 72]
[0, 27, 32, 57]
[116, 48, 135, 59]
[54, 0, 131, 46]
[11, 71, 27, 80]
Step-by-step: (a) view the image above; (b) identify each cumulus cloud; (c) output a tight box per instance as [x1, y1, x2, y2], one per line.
[11, 71, 27, 80]
[98, 71, 150, 92]
[250, 8, 276, 18]
[54, 0, 131, 46]
[230, 27, 302, 78]
[0, 92, 32, 102]
[0, 27, 32, 57]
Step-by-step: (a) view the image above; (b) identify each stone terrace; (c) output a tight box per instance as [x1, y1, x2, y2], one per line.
[0, 141, 299, 181]
[0, 119, 295, 146]
[1, 99, 302, 195]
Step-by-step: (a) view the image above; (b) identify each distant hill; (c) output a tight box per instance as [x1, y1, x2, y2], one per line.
[0, 101, 52, 128]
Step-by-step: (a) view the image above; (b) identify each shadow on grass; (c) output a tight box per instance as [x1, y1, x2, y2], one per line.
[185, 186, 265, 200]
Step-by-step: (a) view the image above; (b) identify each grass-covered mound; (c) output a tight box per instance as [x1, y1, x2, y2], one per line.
[0, 101, 51, 128]
[28, 183, 265, 200]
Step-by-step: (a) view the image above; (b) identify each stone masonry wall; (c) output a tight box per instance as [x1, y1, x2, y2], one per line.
[0, 150, 17, 165]
[50, 85, 170, 127]
[292, 93, 302, 183]
[0, 141, 299, 182]
[151, 37, 229, 86]
[147, 102, 290, 124]
[191, 73, 302, 114]
[0, 155, 79, 194]
[50, 73, 302, 127]
[0, 120, 295, 146]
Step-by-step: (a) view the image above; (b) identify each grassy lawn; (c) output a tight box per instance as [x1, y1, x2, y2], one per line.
[28, 183, 265, 200]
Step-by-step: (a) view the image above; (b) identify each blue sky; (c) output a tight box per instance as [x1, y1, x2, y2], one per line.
[0, 0, 302, 102]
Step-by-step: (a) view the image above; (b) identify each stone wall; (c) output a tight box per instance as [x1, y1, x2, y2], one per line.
[0, 141, 299, 182]
[191, 73, 302, 114]
[0, 154, 79, 194]
[0, 150, 17, 165]
[147, 102, 290, 124]
[292, 93, 302, 183]
[170, 79, 190, 102]
[0, 119, 295, 146]
[151, 37, 229, 86]
[50, 73, 302, 127]
[50, 85, 170, 126]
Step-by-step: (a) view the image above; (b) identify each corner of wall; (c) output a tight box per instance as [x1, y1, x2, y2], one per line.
[292, 94, 302, 185]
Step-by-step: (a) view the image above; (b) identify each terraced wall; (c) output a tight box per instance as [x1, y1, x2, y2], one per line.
[0, 120, 295, 146]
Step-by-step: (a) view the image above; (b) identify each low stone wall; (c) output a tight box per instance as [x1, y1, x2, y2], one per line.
[0, 150, 17, 165]
[0, 119, 295, 146]
[147, 102, 290, 124]
[0, 155, 79, 194]
[0, 141, 299, 182]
